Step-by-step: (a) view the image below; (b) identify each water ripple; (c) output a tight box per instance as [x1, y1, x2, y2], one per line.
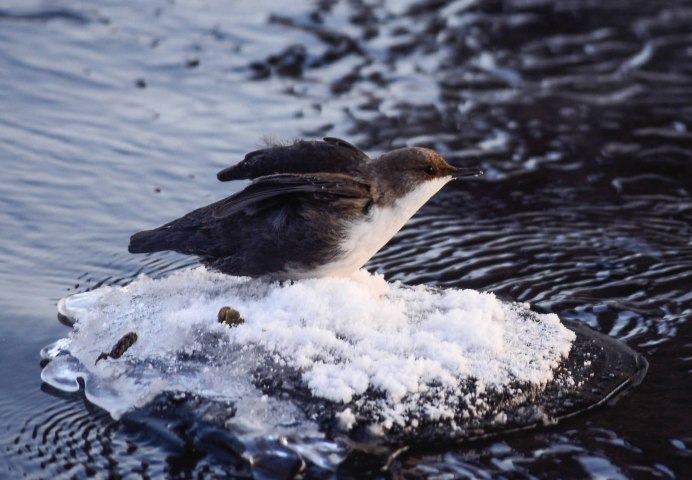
[1, 0, 690, 478]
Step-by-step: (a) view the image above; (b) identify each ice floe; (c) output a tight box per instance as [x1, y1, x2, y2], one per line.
[41, 267, 576, 437]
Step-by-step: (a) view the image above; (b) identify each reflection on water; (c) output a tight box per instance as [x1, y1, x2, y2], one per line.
[1, 0, 690, 478]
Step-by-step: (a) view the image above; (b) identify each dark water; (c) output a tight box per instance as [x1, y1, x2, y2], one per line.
[1, 0, 690, 478]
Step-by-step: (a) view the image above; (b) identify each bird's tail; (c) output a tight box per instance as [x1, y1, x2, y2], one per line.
[128, 228, 178, 254]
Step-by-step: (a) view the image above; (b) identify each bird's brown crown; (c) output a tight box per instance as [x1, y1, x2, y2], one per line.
[370, 147, 457, 204]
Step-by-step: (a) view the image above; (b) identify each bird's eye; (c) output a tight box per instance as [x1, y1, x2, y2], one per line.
[425, 165, 435, 175]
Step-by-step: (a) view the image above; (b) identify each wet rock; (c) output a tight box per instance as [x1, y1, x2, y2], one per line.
[113, 321, 646, 460]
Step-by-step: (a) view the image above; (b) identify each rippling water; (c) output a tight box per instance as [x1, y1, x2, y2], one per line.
[1, 0, 690, 478]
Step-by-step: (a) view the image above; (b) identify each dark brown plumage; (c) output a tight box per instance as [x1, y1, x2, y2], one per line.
[129, 138, 480, 278]
[216, 137, 368, 181]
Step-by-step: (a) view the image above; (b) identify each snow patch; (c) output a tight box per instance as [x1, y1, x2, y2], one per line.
[42, 267, 575, 434]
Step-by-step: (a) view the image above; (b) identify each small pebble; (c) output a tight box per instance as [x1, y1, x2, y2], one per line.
[218, 306, 244, 327]
[96, 332, 138, 364]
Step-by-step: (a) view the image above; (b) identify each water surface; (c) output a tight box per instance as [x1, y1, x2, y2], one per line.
[1, 0, 690, 478]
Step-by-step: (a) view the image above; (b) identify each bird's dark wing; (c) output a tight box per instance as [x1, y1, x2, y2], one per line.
[128, 172, 374, 256]
[129, 173, 377, 256]
[216, 137, 369, 181]
[210, 172, 373, 219]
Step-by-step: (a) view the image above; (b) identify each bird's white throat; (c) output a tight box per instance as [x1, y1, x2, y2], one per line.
[303, 176, 451, 278]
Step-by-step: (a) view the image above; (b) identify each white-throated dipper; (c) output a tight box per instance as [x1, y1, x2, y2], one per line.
[129, 137, 481, 278]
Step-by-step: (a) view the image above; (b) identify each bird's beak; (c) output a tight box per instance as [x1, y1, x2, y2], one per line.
[448, 166, 483, 179]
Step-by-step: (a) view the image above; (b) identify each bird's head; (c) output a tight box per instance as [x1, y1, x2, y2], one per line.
[373, 147, 482, 204]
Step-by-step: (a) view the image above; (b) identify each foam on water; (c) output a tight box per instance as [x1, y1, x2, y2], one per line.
[41, 267, 575, 437]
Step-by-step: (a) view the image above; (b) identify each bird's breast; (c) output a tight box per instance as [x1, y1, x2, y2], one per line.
[300, 177, 449, 278]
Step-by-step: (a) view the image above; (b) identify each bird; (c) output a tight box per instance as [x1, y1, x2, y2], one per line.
[128, 137, 481, 279]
